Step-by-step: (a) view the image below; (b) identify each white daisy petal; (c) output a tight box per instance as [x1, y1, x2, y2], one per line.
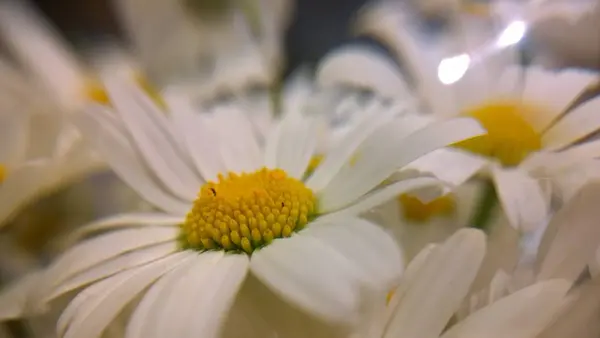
[522, 68, 598, 132]
[303, 217, 403, 292]
[60, 251, 193, 338]
[105, 77, 201, 200]
[45, 242, 177, 303]
[319, 117, 485, 211]
[306, 102, 398, 192]
[316, 46, 412, 99]
[386, 244, 437, 314]
[250, 233, 361, 325]
[151, 252, 224, 337]
[273, 113, 320, 179]
[65, 212, 182, 244]
[77, 107, 189, 215]
[281, 68, 314, 118]
[404, 148, 488, 186]
[542, 97, 600, 150]
[42, 227, 177, 295]
[212, 104, 263, 174]
[0, 1, 87, 111]
[319, 177, 441, 221]
[492, 167, 549, 231]
[440, 280, 571, 338]
[126, 256, 199, 338]
[384, 229, 486, 338]
[180, 254, 249, 338]
[166, 93, 226, 181]
[536, 182, 600, 282]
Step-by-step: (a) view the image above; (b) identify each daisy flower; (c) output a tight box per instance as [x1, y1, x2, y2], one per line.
[355, 1, 600, 231]
[113, 0, 293, 99]
[0, 1, 133, 226]
[349, 228, 571, 338]
[0, 66, 485, 337]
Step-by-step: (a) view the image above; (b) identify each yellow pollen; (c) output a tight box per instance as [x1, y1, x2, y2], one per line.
[398, 194, 456, 223]
[181, 168, 317, 254]
[453, 101, 542, 166]
[0, 164, 6, 183]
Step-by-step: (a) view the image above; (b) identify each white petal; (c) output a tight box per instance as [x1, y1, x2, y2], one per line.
[319, 177, 441, 221]
[281, 68, 314, 118]
[404, 148, 488, 186]
[41, 227, 177, 296]
[265, 112, 320, 179]
[59, 251, 193, 338]
[45, 242, 177, 303]
[319, 117, 485, 211]
[536, 181, 600, 282]
[77, 107, 190, 215]
[211, 104, 263, 174]
[104, 76, 201, 200]
[250, 234, 362, 325]
[386, 244, 437, 314]
[126, 256, 198, 338]
[65, 212, 182, 245]
[0, 1, 87, 111]
[180, 254, 249, 338]
[303, 217, 403, 292]
[521, 67, 598, 133]
[166, 92, 226, 181]
[441, 280, 571, 338]
[0, 272, 41, 320]
[316, 46, 412, 99]
[306, 101, 399, 192]
[492, 167, 549, 231]
[384, 229, 486, 338]
[542, 96, 600, 150]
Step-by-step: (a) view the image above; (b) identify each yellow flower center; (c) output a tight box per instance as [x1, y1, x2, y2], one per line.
[398, 194, 456, 223]
[0, 165, 6, 183]
[180, 168, 317, 254]
[453, 101, 542, 166]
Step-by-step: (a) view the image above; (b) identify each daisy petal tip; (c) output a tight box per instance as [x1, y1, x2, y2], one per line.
[452, 228, 487, 253]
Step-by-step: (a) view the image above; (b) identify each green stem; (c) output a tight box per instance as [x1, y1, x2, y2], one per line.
[470, 179, 498, 231]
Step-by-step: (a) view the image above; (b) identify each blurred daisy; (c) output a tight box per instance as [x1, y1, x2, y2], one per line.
[349, 228, 571, 338]
[0, 72, 485, 337]
[0, 1, 135, 227]
[356, 1, 600, 231]
[114, 0, 293, 99]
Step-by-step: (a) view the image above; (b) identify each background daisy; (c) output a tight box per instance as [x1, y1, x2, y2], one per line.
[355, 1, 600, 231]
[114, 0, 293, 100]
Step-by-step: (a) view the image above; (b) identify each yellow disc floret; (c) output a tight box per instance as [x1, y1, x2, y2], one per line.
[453, 101, 542, 166]
[181, 168, 317, 254]
[398, 193, 456, 223]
